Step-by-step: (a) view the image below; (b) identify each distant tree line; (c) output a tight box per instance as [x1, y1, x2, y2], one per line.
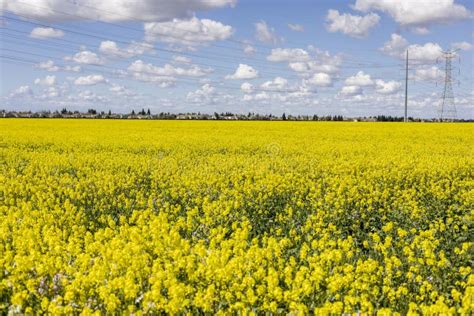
[376, 115, 404, 122]
[2, 108, 472, 122]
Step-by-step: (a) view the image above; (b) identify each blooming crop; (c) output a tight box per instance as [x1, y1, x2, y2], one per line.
[0, 119, 473, 314]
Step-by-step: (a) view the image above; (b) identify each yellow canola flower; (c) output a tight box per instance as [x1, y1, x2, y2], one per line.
[0, 119, 472, 314]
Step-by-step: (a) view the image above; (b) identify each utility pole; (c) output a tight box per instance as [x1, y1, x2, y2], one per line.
[439, 49, 459, 121]
[404, 49, 408, 122]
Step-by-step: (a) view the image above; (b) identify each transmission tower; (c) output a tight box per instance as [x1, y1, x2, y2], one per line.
[439, 50, 459, 121]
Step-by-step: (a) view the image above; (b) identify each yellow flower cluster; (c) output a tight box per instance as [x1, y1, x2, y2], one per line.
[0, 119, 473, 314]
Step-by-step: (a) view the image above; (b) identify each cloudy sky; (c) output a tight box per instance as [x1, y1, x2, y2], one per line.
[1, 0, 473, 118]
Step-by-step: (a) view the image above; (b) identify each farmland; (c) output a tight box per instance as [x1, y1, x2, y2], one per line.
[0, 119, 473, 314]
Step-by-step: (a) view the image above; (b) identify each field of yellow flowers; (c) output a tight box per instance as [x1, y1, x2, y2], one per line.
[0, 119, 473, 314]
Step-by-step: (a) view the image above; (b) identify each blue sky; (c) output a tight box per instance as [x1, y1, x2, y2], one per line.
[1, 0, 473, 118]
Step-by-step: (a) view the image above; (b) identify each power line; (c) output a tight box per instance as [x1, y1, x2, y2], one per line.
[1, 6, 441, 111]
[1, 49, 405, 102]
[1, 1, 270, 57]
[1, 33, 301, 79]
[2, 14, 403, 79]
[4, 0, 273, 51]
[4, 0, 385, 53]
[2, 30, 402, 87]
[0, 14, 279, 68]
[0, 6, 404, 68]
[0, 53, 320, 95]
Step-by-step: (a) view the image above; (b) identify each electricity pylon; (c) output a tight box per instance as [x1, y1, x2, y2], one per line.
[439, 50, 459, 121]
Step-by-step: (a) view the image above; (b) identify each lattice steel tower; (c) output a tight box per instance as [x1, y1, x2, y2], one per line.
[439, 50, 458, 121]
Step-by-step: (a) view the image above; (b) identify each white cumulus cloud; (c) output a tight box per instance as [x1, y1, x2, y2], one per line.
[35, 60, 60, 72]
[354, 0, 472, 29]
[380, 33, 409, 55]
[9, 85, 33, 98]
[225, 64, 259, 80]
[288, 23, 305, 32]
[74, 74, 107, 86]
[172, 56, 192, 64]
[345, 71, 374, 86]
[260, 77, 289, 90]
[304, 73, 333, 87]
[267, 48, 311, 62]
[413, 66, 444, 81]
[63, 65, 82, 72]
[109, 83, 136, 97]
[326, 10, 380, 38]
[128, 60, 212, 77]
[30, 27, 64, 39]
[287, 49, 343, 75]
[405, 43, 443, 62]
[243, 43, 256, 55]
[65, 51, 105, 65]
[35, 60, 81, 72]
[375, 79, 402, 94]
[187, 84, 216, 103]
[75, 90, 108, 103]
[144, 17, 233, 47]
[240, 82, 254, 93]
[341, 85, 362, 96]
[2, 0, 236, 22]
[381, 34, 443, 63]
[255, 21, 282, 44]
[99, 40, 154, 58]
[125, 60, 212, 87]
[34, 75, 56, 86]
[452, 41, 473, 51]
[412, 27, 430, 35]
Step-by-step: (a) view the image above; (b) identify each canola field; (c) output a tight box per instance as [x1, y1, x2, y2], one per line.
[0, 119, 473, 315]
